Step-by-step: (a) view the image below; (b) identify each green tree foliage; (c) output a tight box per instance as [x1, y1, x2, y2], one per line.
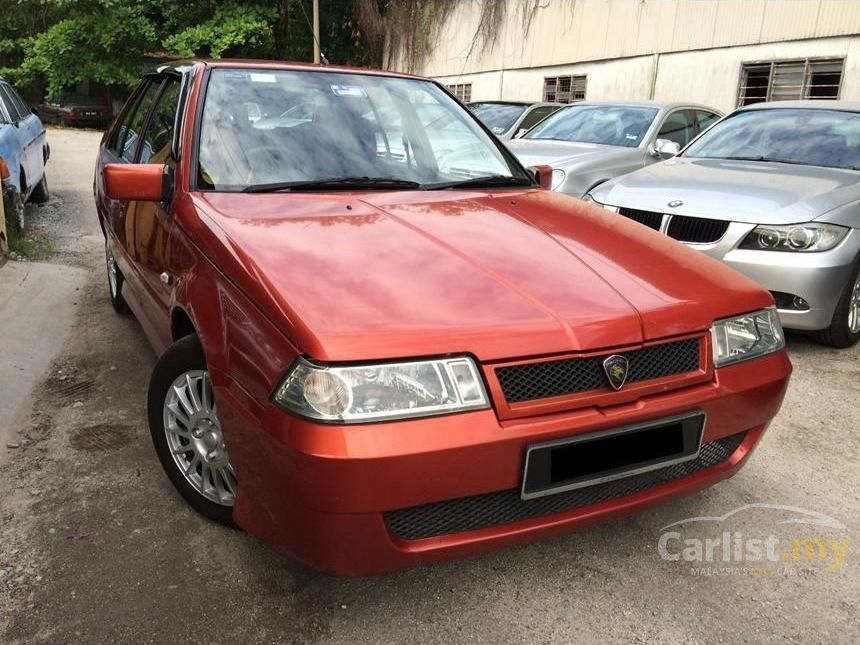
[0, 0, 368, 97]
[19, 1, 157, 96]
[162, 4, 277, 59]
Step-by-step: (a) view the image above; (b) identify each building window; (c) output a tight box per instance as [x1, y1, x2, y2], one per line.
[737, 58, 843, 106]
[543, 75, 586, 104]
[447, 83, 472, 102]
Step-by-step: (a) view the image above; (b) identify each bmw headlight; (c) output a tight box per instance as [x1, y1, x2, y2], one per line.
[739, 222, 848, 252]
[274, 357, 489, 423]
[711, 308, 785, 368]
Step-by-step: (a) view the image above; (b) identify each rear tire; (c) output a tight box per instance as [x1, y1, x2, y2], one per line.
[147, 334, 238, 527]
[105, 237, 129, 313]
[5, 189, 25, 234]
[29, 173, 49, 204]
[809, 258, 860, 349]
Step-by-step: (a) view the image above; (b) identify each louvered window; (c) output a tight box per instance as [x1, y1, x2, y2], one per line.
[738, 59, 843, 106]
[543, 75, 586, 104]
[447, 83, 472, 102]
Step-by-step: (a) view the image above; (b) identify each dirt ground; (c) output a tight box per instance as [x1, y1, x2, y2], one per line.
[0, 128, 857, 644]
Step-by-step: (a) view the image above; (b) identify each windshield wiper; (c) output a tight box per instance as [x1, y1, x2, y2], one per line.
[427, 175, 533, 190]
[242, 177, 422, 193]
[719, 156, 813, 166]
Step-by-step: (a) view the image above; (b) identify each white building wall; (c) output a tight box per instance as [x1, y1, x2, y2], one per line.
[405, 0, 860, 113]
[434, 35, 860, 113]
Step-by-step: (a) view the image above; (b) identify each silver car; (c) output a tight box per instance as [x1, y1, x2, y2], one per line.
[589, 101, 860, 348]
[506, 101, 722, 196]
[468, 101, 562, 140]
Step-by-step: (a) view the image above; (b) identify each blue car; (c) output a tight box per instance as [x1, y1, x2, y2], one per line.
[0, 77, 49, 231]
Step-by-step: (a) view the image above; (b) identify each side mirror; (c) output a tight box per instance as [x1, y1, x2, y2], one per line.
[103, 163, 170, 202]
[528, 164, 554, 190]
[648, 138, 681, 159]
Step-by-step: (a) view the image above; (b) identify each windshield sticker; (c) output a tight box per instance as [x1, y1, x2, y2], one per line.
[331, 84, 367, 97]
[250, 73, 277, 83]
[625, 133, 639, 141]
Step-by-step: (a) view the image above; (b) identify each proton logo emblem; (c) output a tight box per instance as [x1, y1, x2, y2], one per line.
[667, 199, 684, 208]
[602, 354, 629, 391]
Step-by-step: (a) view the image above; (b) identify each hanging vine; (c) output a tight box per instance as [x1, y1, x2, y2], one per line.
[354, 0, 547, 72]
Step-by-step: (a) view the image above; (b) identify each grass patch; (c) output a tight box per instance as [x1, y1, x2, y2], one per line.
[6, 222, 54, 260]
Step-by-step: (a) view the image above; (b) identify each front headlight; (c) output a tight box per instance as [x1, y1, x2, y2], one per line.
[711, 308, 785, 368]
[274, 356, 490, 423]
[739, 222, 848, 252]
[551, 169, 566, 190]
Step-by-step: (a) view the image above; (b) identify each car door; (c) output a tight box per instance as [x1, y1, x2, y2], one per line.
[0, 84, 30, 193]
[0, 84, 43, 190]
[6, 85, 45, 185]
[126, 75, 182, 346]
[97, 79, 161, 320]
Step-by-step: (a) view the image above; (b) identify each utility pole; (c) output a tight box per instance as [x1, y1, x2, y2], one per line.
[313, 0, 320, 64]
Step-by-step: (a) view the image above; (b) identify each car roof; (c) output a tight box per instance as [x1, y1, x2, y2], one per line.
[468, 101, 562, 108]
[566, 100, 720, 112]
[738, 100, 860, 112]
[156, 59, 427, 81]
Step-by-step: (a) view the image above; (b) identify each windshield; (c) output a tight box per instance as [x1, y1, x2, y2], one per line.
[197, 69, 524, 191]
[523, 105, 658, 147]
[469, 103, 527, 134]
[683, 108, 860, 171]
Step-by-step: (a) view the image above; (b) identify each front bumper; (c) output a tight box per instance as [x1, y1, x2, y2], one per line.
[670, 222, 858, 331]
[215, 349, 791, 576]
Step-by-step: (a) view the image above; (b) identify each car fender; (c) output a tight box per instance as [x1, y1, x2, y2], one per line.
[814, 198, 860, 230]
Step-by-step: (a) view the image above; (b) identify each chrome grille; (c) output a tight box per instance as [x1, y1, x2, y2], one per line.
[385, 432, 746, 541]
[496, 338, 701, 404]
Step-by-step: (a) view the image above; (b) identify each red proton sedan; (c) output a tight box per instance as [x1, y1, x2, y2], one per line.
[94, 61, 791, 576]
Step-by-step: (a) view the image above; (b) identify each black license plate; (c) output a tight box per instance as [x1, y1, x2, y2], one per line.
[521, 411, 705, 499]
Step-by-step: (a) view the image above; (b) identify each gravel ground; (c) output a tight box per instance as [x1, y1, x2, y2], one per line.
[0, 129, 857, 644]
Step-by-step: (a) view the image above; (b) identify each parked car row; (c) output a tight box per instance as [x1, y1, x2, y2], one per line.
[469, 98, 859, 348]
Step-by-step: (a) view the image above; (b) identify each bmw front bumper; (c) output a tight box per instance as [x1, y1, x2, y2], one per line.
[685, 223, 860, 332]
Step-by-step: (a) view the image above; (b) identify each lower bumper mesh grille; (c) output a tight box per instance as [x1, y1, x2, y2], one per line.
[385, 431, 746, 541]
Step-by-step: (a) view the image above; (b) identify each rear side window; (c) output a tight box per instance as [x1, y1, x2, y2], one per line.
[657, 110, 695, 147]
[7, 86, 31, 118]
[138, 78, 181, 164]
[0, 85, 22, 122]
[695, 110, 720, 133]
[518, 105, 558, 132]
[111, 81, 160, 162]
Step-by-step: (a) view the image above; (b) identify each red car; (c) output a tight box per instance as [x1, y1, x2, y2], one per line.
[94, 61, 791, 576]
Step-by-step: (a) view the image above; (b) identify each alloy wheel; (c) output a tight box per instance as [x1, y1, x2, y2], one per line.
[849, 272, 860, 334]
[162, 370, 237, 506]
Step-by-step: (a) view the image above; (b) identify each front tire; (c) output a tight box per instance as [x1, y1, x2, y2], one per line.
[105, 238, 129, 313]
[810, 259, 860, 348]
[147, 334, 238, 527]
[29, 173, 49, 204]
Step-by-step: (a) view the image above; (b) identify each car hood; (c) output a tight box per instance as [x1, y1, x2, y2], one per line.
[506, 139, 635, 169]
[594, 157, 860, 224]
[190, 189, 770, 362]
